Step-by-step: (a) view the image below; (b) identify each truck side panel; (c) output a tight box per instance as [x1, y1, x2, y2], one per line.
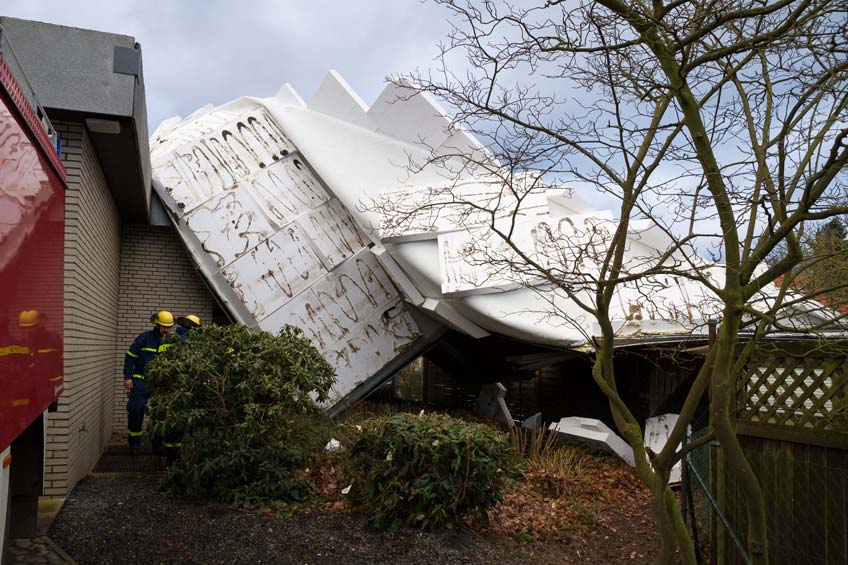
[0, 61, 65, 454]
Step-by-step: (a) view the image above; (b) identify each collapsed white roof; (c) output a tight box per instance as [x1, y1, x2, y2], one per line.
[150, 70, 836, 407]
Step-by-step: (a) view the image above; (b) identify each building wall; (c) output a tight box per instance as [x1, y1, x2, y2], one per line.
[45, 121, 122, 496]
[42, 123, 216, 495]
[113, 224, 215, 431]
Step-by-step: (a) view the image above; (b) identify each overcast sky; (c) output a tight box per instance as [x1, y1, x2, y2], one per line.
[2, 0, 455, 131]
[1, 1, 749, 254]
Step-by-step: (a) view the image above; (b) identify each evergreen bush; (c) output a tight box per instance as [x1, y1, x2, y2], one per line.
[348, 412, 518, 530]
[146, 324, 336, 506]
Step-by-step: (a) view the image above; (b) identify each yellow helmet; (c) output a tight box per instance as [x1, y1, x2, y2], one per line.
[177, 314, 201, 328]
[19, 310, 40, 328]
[151, 310, 175, 327]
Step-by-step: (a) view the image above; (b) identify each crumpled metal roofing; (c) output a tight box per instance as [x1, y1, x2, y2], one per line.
[150, 70, 838, 407]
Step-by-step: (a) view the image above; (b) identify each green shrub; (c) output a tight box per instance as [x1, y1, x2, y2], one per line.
[348, 412, 519, 530]
[146, 324, 336, 507]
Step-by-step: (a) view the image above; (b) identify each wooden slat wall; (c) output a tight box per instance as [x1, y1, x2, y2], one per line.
[723, 436, 847, 565]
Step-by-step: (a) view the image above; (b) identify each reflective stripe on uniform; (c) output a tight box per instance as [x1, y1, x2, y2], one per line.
[126, 350, 139, 358]
[141, 347, 158, 353]
[128, 430, 144, 437]
[162, 442, 182, 448]
[0, 345, 30, 357]
[132, 374, 145, 380]
[37, 348, 58, 353]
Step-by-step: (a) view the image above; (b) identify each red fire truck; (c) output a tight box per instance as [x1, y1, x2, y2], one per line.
[0, 34, 65, 556]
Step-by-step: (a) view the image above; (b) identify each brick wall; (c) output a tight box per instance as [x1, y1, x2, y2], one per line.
[45, 121, 122, 496]
[42, 122, 216, 496]
[113, 224, 215, 431]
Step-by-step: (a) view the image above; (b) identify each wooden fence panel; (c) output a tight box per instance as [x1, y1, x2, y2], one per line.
[824, 447, 847, 564]
[723, 435, 847, 564]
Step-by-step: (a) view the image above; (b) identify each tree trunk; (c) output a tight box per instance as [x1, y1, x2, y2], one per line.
[711, 314, 768, 563]
[593, 334, 698, 564]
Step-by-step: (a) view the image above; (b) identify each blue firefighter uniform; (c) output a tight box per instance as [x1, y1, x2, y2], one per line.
[174, 314, 200, 341]
[123, 329, 171, 449]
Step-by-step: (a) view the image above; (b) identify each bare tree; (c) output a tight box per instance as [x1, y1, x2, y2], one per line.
[783, 218, 848, 310]
[374, 1, 848, 562]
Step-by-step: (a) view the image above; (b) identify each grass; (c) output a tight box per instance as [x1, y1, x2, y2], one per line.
[525, 446, 590, 499]
[508, 425, 559, 460]
[508, 425, 591, 499]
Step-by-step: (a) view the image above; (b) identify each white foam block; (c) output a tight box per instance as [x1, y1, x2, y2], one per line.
[549, 416, 635, 467]
[309, 70, 375, 130]
[275, 83, 307, 109]
[644, 413, 689, 484]
[438, 211, 614, 296]
[257, 249, 420, 402]
[368, 79, 452, 148]
[152, 109, 296, 215]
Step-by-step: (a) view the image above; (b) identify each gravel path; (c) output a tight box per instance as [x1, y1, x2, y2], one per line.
[50, 476, 570, 565]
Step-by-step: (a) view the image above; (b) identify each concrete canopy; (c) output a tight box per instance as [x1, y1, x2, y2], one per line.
[0, 17, 151, 223]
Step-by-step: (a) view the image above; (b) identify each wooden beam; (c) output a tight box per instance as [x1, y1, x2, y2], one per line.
[736, 421, 848, 450]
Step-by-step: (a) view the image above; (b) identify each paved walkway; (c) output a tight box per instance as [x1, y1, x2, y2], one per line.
[6, 497, 76, 564]
[7, 537, 75, 564]
[7, 443, 164, 564]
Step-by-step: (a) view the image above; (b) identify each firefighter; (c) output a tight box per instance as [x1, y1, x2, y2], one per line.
[18, 310, 63, 405]
[174, 314, 201, 340]
[161, 314, 202, 464]
[123, 310, 174, 454]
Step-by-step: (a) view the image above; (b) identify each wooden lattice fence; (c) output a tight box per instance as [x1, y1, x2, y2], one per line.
[735, 342, 848, 449]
